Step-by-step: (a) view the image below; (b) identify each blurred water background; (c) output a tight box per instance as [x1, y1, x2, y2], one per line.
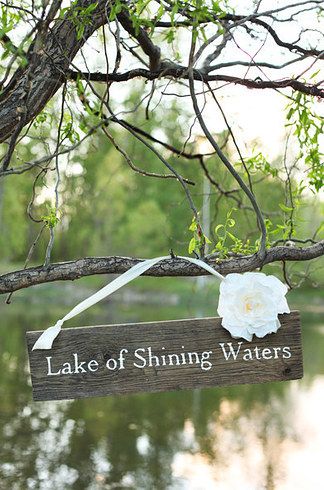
[0, 276, 323, 490]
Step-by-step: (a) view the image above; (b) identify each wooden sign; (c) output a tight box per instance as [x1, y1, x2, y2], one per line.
[26, 311, 303, 401]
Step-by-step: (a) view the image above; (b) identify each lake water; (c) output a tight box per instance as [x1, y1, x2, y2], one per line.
[0, 280, 323, 489]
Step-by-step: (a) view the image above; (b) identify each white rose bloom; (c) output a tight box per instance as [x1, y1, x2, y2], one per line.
[217, 272, 290, 342]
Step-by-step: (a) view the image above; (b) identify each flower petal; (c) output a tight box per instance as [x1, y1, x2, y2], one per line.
[221, 320, 253, 342]
[218, 271, 290, 341]
[253, 273, 288, 296]
[277, 296, 290, 314]
[247, 318, 280, 338]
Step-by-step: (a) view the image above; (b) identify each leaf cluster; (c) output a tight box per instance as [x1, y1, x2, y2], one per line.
[41, 206, 60, 229]
[286, 91, 324, 192]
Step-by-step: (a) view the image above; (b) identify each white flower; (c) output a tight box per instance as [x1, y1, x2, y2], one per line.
[217, 272, 290, 342]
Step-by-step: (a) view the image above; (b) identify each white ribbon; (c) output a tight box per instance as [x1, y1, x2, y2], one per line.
[32, 255, 224, 350]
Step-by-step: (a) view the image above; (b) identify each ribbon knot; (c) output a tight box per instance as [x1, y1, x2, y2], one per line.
[32, 320, 64, 351]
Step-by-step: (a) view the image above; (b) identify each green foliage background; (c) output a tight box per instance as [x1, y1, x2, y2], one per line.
[0, 92, 322, 279]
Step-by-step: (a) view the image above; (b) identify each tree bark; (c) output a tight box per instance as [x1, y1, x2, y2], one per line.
[0, 0, 110, 143]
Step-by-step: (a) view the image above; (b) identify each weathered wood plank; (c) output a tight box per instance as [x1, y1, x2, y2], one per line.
[26, 312, 303, 401]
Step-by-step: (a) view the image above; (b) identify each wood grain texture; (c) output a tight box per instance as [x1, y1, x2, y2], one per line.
[26, 312, 303, 401]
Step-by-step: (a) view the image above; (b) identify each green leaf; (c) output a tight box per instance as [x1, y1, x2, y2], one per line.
[204, 235, 212, 244]
[188, 237, 197, 254]
[310, 69, 320, 79]
[286, 107, 294, 120]
[279, 203, 293, 213]
[189, 219, 197, 231]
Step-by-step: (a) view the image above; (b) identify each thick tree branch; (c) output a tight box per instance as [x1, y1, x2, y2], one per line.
[0, 0, 111, 144]
[68, 68, 324, 98]
[117, 9, 161, 70]
[0, 242, 323, 295]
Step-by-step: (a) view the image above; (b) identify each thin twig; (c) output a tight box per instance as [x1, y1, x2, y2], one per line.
[187, 31, 267, 258]
[44, 83, 66, 266]
[102, 127, 195, 185]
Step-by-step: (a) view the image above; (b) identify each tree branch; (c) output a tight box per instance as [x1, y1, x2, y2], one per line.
[101, 126, 195, 185]
[117, 9, 161, 70]
[0, 0, 112, 144]
[68, 68, 324, 98]
[0, 242, 323, 295]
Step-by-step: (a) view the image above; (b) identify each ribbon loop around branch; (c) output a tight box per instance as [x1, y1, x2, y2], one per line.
[32, 255, 224, 350]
